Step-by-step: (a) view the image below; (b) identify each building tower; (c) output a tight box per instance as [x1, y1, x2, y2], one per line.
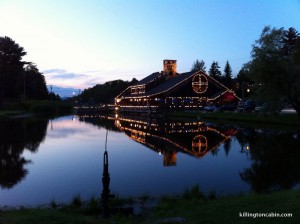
[163, 59, 177, 78]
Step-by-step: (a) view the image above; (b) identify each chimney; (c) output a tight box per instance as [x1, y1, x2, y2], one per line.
[163, 59, 177, 78]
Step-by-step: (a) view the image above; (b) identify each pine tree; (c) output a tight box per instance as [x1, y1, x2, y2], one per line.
[282, 27, 299, 56]
[208, 61, 221, 81]
[223, 60, 233, 88]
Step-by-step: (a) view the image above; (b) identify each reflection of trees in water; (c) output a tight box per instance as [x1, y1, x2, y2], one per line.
[223, 138, 231, 156]
[236, 129, 300, 193]
[78, 116, 121, 132]
[0, 118, 48, 189]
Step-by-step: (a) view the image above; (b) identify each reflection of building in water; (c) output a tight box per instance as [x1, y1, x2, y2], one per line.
[192, 135, 208, 155]
[163, 151, 177, 166]
[115, 115, 236, 166]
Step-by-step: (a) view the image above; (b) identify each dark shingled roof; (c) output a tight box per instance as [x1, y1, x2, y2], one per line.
[134, 72, 160, 85]
[124, 71, 195, 97]
[145, 72, 194, 96]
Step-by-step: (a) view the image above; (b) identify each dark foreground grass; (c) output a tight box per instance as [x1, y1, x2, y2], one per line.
[0, 207, 138, 224]
[1, 189, 299, 224]
[0, 110, 26, 117]
[152, 189, 300, 224]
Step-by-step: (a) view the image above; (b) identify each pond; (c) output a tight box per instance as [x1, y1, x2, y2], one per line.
[0, 114, 300, 207]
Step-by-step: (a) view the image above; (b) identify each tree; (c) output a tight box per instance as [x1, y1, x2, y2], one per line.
[249, 26, 300, 115]
[79, 79, 137, 104]
[223, 60, 233, 88]
[24, 63, 49, 100]
[285, 36, 300, 115]
[0, 36, 51, 104]
[208, 61, 222, 81]
[191, 59, 206, 72]
[235, 63, 253, 98]
[237, 63, 252, 83]
[282, 27, 299, 56]
[0, 36, 27, 104]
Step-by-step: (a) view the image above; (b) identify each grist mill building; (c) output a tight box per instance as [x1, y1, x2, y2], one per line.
[115, 60, 239, 113]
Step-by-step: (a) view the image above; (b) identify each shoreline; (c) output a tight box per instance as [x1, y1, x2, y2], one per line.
[166, 111, 300, 128]
[1, 189, 299, 223]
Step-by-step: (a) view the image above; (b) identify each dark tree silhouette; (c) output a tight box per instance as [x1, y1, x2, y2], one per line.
[0, 118, 48, 189]
[191, 59, 206, 72]
[208, 61, 222, 82]
[235, 63, 253, 98]
[0, 36, 50, 105]
[236, 128, 300, 193]
[24, 63, 49, 100]
[223, 60, 233, 88]
[0, 36, 27, 104]
[79, 78, 138, 104]
[223, 138, 231, 156]
[282, 27, 299, 56]
[249, 26, 300, 115]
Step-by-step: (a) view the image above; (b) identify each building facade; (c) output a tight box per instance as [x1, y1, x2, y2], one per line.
[115, 60, 240, 113]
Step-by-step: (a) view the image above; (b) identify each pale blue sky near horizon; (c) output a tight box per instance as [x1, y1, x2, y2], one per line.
[1, 0, 299, 90]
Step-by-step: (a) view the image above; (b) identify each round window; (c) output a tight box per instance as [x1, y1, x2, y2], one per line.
[192, 74, 208, 93]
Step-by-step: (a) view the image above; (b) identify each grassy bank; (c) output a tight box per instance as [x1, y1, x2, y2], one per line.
[0, 110, 26, 117]
[1, 189, 299, 224]
[0, 100, 73, 117]
[0, 208, 136, 224]
[166, 111, 300, 128]
[152, 189, 300, 224]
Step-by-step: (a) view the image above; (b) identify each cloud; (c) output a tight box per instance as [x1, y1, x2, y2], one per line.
[43, 69, 66, 74]
[41, 67, 140, 90]
[43, 69, 89, 79]
[51, 73, 88, 79]
[42, 68, 105, 89]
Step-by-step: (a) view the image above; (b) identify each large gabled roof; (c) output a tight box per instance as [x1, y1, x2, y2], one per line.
[117, 70, 238, 99]
[118, 71, 195, 98]
[143, 71, 194, 97]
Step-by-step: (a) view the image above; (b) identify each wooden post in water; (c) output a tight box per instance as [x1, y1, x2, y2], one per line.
[101, 130, 114, 219]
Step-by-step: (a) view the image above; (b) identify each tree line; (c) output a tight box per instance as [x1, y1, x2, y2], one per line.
[3, 26, 298, 116]
[0, 36, 58, 108]
[191, 26, 300, 116]
[237, 26, 300, 116]
[78, 78, 138, 104]
[191, 59, 233, 88]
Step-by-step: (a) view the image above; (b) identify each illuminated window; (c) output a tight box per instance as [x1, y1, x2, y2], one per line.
[192, 74, 208, 93]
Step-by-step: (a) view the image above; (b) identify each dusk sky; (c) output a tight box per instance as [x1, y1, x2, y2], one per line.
[1, 0, 299, 90]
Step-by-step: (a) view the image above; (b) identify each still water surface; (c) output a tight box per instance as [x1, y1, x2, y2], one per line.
[0, 115, 299, 206]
